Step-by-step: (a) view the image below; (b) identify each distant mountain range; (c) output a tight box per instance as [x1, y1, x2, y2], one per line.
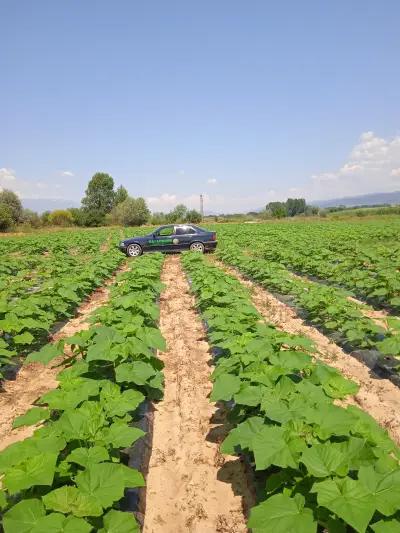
[312, 191, 400, 208]
[22, 198, 79, 213]
[21, 190, 400, 215]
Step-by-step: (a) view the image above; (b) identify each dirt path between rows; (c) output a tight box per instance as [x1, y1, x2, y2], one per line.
[143, 256, 251, 533]
[0, 261, 127, 451]
[212, 259, 400, 446]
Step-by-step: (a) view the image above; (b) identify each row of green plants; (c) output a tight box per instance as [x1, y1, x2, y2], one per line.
[213, 220, 400, 312]
[216, 245, 400, 364]
[182, 252, 400, 532]
[0, 253, 166, 532]
[0, 231, 124, 377]
[0, 230, 116, 302]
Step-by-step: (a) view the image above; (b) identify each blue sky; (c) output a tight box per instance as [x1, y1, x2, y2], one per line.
[1, 0, 400, 212]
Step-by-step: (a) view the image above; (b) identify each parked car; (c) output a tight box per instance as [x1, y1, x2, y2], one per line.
[118, 224, 217, 257]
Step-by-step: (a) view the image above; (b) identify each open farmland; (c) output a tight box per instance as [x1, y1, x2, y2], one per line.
[1, 218, 400, 532]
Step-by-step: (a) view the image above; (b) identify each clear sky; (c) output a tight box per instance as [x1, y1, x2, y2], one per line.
[1, 0, 400, 212]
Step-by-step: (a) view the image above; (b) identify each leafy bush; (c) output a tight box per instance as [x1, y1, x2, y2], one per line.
[0, 204, 13, 231]
[185, 209, 202, 223]
[0, 189, 22, 223]
[48, 210, 74, 226]
[112, 197, 150, 226]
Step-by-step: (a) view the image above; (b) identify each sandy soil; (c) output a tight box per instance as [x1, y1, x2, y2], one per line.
[143, 256, 251, 533]
[0, 262, 127, 451]
[213, 259, 400, 446]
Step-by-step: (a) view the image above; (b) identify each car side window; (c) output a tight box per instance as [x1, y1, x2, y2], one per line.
[157, 227, 174, 236]
[175, 227, 187, 235]
[185, 226, 197, 234]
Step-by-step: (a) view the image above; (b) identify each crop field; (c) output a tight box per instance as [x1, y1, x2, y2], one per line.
[0, 218, 400, 532]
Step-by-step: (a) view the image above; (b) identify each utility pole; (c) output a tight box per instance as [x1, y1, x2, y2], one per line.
[200, 194, 204, 219]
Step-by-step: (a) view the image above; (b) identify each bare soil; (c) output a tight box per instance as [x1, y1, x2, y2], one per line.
[143, 256, 251, 533]
[0, 262, 128, 451]
[213, 259, 400, 445]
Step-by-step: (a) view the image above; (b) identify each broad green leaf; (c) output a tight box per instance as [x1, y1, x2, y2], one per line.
[118, 464, 145, 488]
[25, 343, 63, 365]
[210, 374, 241, 401]
[100, 382, 144, 418]
[31, 513, 71, 533]
[58, 287, 79, 302]
[305, 404, 357, 440]
[252, 426, 300, 470]
[115, 361, 156, 385]
[57, 361, 89, 381]
[377, 336, 400, 356]
[101, 422, 145, 448]
[300, 442, 348, 478]
[99, 509, 139, 532]
[32, 514, 92, 533]
[12, 407, 50, 429]
[322, 374, 359, 399]
[86, 340, 117, 363]
[60, 516, 92, 533]
[358, 466, 400, 516]
[248, 493, 317, 533]
[234, 384, 263, 407]
[2, 499, 45, 533]
[13, 331, 34, 345]
[3, 452, 58, 494]
[65, 446, 109, 468]
[312, 477, 375, 533]
[221, 417, 264, 454]
[371, 520, 400, 533]
[42, 485, 102, 517]
[137, 327, 166, 351]
[76, 463, 142, 509]
[39, 380, 99, 410]
[0, 436, 65, 472]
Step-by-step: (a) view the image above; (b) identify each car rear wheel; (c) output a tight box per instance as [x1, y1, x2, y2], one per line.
[126, 244, 143, 257]
[190, 242, 205, 253]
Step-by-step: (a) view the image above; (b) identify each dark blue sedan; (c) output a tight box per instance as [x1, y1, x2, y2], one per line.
[118, 224, 217, 257]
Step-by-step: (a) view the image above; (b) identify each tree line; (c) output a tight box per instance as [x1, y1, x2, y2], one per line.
[265, 198, 319, 218]
[0, 172, 202, 231]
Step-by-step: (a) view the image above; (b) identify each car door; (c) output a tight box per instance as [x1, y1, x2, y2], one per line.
[147, 226, 176, 251]
[173, 226, 197, 250]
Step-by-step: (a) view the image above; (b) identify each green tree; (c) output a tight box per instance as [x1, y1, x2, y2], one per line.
[0, 189, 22, 223]
[114, 185, 128, 206]
[0, 204, 13, 231]
[48, 210, 73, 226]
[185, 209, 202, 223]
[20, 209, 41, 228]
[166, 204, 187, 223]
[286, 198, 306, 217]
[151, 212, 166, 225]
[41, 211, 51, 225]
[81, 172, 115, 225]
[266, 202, 287, 218]
[67, 207, 86, 226]
[114, 197, 150, 226]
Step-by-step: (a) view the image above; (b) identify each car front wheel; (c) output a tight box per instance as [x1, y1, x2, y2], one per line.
[126, 244, 143, 257]
[190, 242, 205, 253]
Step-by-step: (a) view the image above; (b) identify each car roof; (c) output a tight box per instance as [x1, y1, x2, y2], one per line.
[155, 224, 207, 232]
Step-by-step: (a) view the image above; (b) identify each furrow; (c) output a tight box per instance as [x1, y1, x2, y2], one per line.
[143, 255, 250, 533]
